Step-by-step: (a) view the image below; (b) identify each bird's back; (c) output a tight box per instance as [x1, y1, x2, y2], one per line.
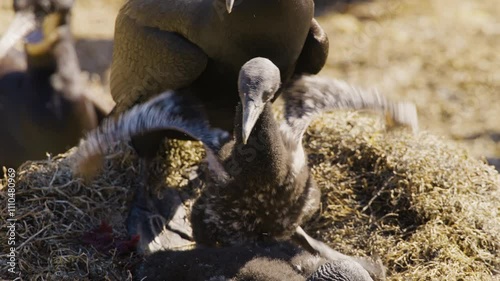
[112, 0, 314, 128]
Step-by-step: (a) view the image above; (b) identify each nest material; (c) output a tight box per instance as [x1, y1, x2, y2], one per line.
[1, 111, 499, 280]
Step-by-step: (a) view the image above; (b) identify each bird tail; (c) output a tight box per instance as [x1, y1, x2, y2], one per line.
[283, 75, 419, 136]
[71, 91, 218, 180]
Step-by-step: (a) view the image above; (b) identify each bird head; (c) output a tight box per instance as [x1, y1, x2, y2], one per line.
[238, 57, 281, 144]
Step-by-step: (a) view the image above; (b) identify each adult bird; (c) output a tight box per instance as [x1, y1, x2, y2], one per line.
[0, 0, 111, 168]
[72, 58, 415, 270]
[134, 241, 379, 281]
[109, 0, 329, 136]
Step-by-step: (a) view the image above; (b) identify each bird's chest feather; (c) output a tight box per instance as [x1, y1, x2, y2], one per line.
[206, 168, 308, 235]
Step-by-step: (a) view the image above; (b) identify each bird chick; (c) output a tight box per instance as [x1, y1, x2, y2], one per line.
[134, 241, 378, 281]
[191, 58, 418, 247]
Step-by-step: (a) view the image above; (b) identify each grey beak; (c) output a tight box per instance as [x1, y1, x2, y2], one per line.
[226, 0, 235, 13]
[0, 12, 36, 59]
[241, 98, 265, 145]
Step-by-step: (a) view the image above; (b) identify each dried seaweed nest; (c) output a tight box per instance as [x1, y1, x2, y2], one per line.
[1, 110, 499, 280]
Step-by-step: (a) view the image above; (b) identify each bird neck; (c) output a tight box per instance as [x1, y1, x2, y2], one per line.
[230, 103, 288, 181]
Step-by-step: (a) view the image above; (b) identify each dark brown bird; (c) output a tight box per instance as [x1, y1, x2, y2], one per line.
[0, 0, 110, 168]
[109, 0, 329, 152]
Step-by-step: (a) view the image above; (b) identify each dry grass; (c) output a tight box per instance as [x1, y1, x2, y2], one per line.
[317, 0, 500, 163]
[303, 112, 500, 280]
[1, 110, 499, 280]
[0, 136, 205, 280]
[1, 0, 499, 279]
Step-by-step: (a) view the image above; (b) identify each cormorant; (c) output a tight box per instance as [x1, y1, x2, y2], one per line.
[109, 0, 329, 139]
[0, 0, 110, 168]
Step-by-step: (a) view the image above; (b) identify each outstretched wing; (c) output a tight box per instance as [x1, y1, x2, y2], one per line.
[282, 75, 419, 144]
[71, 91, 223, 179]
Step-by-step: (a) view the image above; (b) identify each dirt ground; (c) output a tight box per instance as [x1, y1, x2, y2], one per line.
[1, 0, 498, 168]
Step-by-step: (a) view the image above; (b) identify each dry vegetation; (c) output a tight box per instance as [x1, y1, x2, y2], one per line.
[1, 111, 499, 280]
[1, 0, 499, 280]
[316, 0, 500, 166]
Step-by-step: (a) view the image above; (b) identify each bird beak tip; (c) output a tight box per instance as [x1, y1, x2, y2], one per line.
[226, 0, 235, 14]
[241, 126, 250, 145]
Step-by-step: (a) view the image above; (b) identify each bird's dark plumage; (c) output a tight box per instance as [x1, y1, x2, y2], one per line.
[134, 241, 376, 281]
[110, 0, 328, 133]
[0, 0, 108, 168]
[294, 18, 330, 75]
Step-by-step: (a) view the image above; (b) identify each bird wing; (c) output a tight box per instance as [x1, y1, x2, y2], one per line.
[110, 10, 208, 114]
[281, 75, 419, 144]
[72, 91, 223, 179]
[293, 18, 329, 75]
